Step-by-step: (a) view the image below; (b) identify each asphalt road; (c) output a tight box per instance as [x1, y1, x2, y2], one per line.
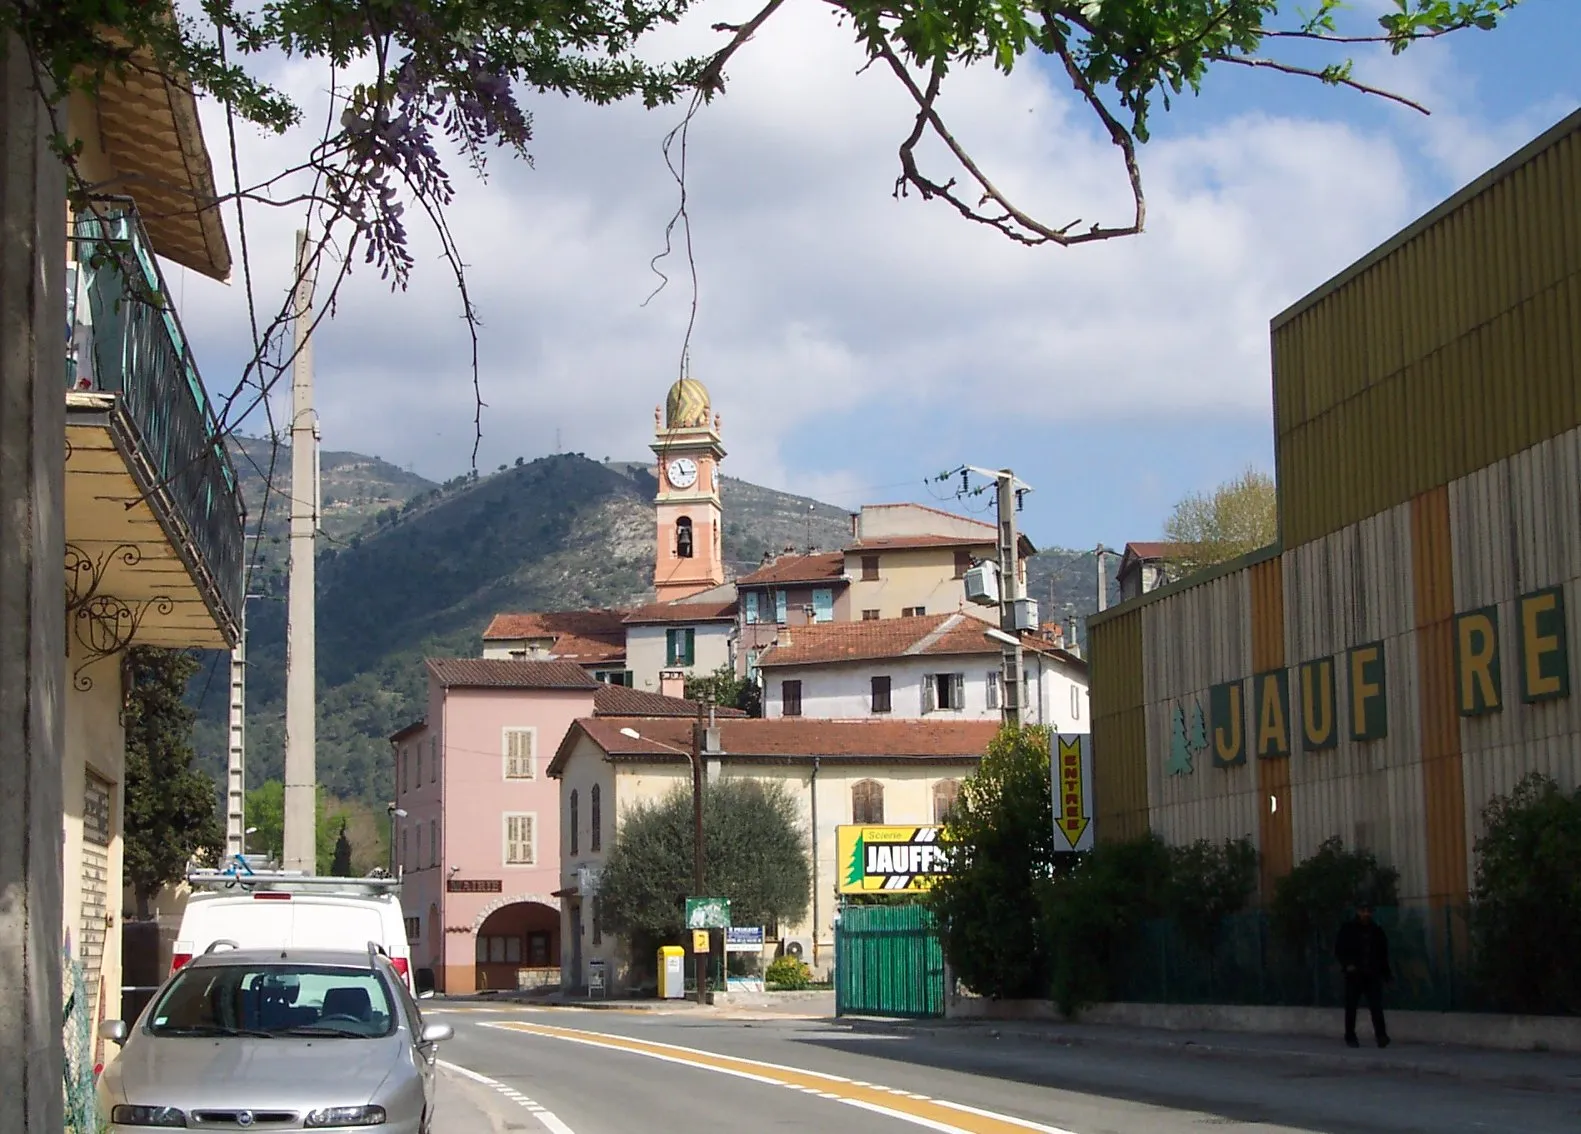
[425, 1005, 1581, 1134]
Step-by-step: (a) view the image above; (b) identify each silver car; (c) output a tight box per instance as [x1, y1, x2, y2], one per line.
[97, 944, 453, 1132]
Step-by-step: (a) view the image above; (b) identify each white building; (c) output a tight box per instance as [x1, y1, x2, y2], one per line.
[756, 613, 1089, 731]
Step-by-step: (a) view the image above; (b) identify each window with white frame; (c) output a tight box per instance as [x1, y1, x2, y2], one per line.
[504, 813, 536, 865]
[504, 728, 536, 779]
[925, 672, 965, 712]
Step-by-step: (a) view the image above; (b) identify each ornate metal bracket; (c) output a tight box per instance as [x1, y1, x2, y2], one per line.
[70, 592, 172, 691]
[65, 542, 143, 615]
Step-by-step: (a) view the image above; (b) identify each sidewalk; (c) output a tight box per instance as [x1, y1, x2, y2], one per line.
[451, 987, 836, 1019]
[838, 1014, 1581, 1094]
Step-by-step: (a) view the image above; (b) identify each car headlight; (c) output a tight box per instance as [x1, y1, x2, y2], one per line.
[109, 1105, 187, 1127]
[304, 1106, 387, 1127]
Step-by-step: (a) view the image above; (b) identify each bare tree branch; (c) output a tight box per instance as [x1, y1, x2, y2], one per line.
[1215, 55, 1431, 114]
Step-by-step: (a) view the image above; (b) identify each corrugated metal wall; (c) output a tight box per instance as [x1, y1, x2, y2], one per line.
[1451, 423, 1581, 886]
[1280, 502, 1430, 900]
[1249, 557, 1292, 898]
[1141, 570, 1260, 848]
[1273, 111, 1581, 550]
[1089, 611, 1147, 842]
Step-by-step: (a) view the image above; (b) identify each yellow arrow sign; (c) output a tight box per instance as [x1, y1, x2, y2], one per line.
[1055, 735, 1089, 848]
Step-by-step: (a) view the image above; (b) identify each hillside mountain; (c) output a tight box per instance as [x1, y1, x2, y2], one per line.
[196, 445, 1110, 808]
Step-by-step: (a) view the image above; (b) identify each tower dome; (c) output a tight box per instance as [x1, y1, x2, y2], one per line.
[664, 376, 711, 429]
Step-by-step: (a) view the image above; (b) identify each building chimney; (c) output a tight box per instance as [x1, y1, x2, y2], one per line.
[659, 669, 686, 699]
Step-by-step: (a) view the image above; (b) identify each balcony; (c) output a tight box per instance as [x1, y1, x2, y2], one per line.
[64, 199, 245, 669]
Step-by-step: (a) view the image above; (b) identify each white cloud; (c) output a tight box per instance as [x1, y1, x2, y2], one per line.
[170, 1, 1560, 500]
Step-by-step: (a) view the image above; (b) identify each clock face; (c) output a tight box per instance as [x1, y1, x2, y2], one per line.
[667, 457, 698, 489]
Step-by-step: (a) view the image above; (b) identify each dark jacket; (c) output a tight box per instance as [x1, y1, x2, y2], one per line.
[1335, 918, 1391, 981]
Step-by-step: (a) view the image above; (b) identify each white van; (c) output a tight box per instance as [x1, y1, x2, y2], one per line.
[174, 869, 415, 992]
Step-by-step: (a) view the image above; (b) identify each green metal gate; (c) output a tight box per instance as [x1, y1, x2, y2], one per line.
[834, 903, 945, 1018]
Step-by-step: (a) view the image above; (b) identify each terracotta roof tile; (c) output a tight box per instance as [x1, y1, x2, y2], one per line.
[550, 716, 995, 774]
[592, 685, 748, 718]
[1124, 542, 1188, 561]
[622, 599, 739, 624]
[737, 552, 848, 586]
[846, 534, 994, 551]
[424, 658, 598, 690]
[481, 609, 628, 663]
[756, 612, 986, 667]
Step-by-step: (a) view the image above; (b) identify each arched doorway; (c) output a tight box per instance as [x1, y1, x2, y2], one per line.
[474, 902, 560, 992]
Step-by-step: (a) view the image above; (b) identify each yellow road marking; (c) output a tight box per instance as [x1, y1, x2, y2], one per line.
[482, 1021, 1081, 1134]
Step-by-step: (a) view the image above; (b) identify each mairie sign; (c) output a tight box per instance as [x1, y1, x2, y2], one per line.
[1052, 733, 1095, 853]
[837, 825, 949, 894]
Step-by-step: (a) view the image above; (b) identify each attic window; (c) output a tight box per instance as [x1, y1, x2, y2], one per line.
[676, 516, 694, 558]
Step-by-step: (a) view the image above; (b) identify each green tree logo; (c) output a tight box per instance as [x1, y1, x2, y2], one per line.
[844, 833, 866, 889]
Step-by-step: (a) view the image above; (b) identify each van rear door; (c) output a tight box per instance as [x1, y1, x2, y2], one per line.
[287, 897, 386, 950]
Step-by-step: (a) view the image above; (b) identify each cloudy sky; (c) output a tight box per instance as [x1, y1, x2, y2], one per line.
[172, 1, 1580, 553]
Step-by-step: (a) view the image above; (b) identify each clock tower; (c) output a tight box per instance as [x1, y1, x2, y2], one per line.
[651, 374, 726, 602]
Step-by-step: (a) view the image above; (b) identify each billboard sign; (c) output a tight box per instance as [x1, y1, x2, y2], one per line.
[837, 825, 950, 894]
[1052, 733, 1095, 852]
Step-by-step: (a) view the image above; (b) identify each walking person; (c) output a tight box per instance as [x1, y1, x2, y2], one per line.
[1334, 901, 1391, 1048]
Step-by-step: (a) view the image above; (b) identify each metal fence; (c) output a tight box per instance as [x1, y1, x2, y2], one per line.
[69, 199, 246, 628]
[1110, 906, 1488, 1013]
[835, 904, 945, 1018]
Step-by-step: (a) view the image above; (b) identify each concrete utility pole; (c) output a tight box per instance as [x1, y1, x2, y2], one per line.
[224, 602, 246, 859]
[1096, 543, 1112, 613]
[963, 465, 1031, 729]
[690, 701, 707, 1004]
[283, 229, 319, 873]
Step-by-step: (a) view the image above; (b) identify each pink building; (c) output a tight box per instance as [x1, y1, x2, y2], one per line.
[391, 657, 732, 993]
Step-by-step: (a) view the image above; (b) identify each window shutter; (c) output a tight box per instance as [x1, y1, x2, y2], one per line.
[569, 791, 579, 856]
[431, 737, 439, 782]
[430, 819, 438, 868]
[775, 591, 788, 624]
[986, 671, 1000, 710]
[416, 746, 422, 785]
[505, 729, 535, 778]
[745, 592, 760, 624]
[591, 785, 602, 852]
[812, 588, 833, 623]
[953, 673, 966, 709]
[666, 628, 679, 666]
[923, 675, 937, 713]
[684, 628, 696, 665]
[506, 815, 535, 865]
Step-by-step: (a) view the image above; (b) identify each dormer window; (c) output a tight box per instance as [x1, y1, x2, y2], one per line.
[676, 516, 694, 558]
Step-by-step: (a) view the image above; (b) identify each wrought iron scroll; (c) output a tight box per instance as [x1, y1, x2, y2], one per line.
[64, 542, 143, 615]
[70, 592, 173, 691]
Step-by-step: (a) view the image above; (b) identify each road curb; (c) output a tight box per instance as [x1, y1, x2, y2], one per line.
[835, 1016, 1581, 1095]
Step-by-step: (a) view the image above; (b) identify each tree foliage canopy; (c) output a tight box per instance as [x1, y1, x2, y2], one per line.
[597, 777, 810, 941]
[1471, 773, 1581, 1014]
[1268, 835, 1398, 953]
[929, 725, 1055, 1000]
[684, 663, 761, 717]
[1163, 466, 1278, 577]
[123, 648, 225, 914]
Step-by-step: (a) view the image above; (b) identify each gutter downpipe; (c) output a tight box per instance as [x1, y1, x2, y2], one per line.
[810, 755, 820, 969]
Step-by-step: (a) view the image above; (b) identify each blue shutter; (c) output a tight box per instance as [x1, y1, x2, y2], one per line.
[744, 592, 760, 624]
[666, 629, 679, 666]
[812, 588, 833, 623]
[775, 591, 788, 623]
[684, 628, 696, 665]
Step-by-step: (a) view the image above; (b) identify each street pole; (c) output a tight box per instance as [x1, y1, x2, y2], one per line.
[1096, 543, 1110, 613]
[283, 229, 319, 873]
[996, 469, 1025, 729]
[225, 596, 246, 860]
[691, 700, 706, 1004]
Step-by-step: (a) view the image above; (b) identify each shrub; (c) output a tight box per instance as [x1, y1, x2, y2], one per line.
[1471, 773, 1581, 1014]
[1168, 836, 1260, 955]
[765, 956, 811, 991]
[1269, 837, 1398, 956]
[928, 726, 1055, 1000]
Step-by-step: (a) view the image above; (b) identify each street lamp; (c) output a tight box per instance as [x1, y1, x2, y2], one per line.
[620, 714, 708, 1003]
[387, 804, 408, 875]
[243, 826, 257, 857]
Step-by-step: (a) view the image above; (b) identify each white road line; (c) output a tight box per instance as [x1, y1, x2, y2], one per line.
[438, 1059, 576, 1134]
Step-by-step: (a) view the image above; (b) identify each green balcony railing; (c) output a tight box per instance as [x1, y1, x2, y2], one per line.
[67, 198, 245, 632]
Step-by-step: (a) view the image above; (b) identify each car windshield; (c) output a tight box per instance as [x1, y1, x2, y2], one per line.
[147, 963, 397, 1039]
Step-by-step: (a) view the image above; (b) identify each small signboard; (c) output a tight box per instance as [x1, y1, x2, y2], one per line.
[724, 926, 765, 953]
[691, 929, 710, 954]
[1052, 733, 1095, 853]
[837, 826, 950, 894]
[447, 878, 503, 893]
[684, 897, 731, 929]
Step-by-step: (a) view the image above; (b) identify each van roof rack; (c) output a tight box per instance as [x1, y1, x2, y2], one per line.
[186, 868, 402, 896]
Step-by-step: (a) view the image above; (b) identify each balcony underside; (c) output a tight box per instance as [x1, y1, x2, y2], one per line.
[66, 396, 238, 652]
